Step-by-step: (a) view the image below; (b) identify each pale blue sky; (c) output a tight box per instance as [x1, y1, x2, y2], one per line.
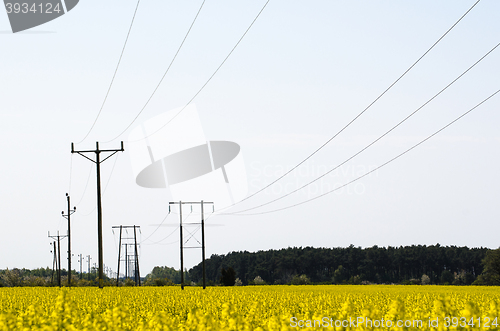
[0, 0, 499, 276]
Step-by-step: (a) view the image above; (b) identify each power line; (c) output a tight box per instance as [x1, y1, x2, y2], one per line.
[105, 0, 207, 143]
[142, 225, 180, 246]
[103, 153, 120, 193]
[125, 0, 271, 143]
[224, 0, 481, 209]
[68, 154, 73, 195]
[75, 163, 93, 206]
[142, 211, 192, 245]
[228, 41, 500, 215]
[223, 88, 500, 216]
[75, 0, 142, 144]
[140, 212, 172, 244]
[78, 153, 121, 216]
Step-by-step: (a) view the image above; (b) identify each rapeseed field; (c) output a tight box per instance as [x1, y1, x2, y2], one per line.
[0, 285, 499, 330]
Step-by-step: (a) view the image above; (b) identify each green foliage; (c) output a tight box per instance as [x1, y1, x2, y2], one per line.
[220, 267, 236, 286]
[248, 276, 266, 285]
[146, 266, 182, 284]
[291, 274, 311, 285]
[347, 275, 361, 285]
[421, 274, 431, 285]
[143, 277, 175, 286]
[474, 248, 500, 285]
[123, 278, 136, 287]
[188, 245, 486, 286]
[332, 265, 348, 284]
[440, 270, 454, 285]
[1, 269, 23, 287]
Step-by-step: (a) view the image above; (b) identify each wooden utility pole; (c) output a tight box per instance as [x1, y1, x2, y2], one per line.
[87, 255, 91, 281]
[62, 193, 76, 286]
[116, 225, 122, 286]
[133, 225, 141, 286]
[72, 141, 124, 288]
[78, 254, 83, 279]
[51, 241, 57, 285]
[179, 201, 184, 289]
[201, 200, 206, 289]
[49, 231, 67, 287]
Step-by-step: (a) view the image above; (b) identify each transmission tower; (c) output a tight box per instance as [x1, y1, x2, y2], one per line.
[48, 231, 67, 287]
[170, 201, 213, 290]
[113, 225, 141, 286]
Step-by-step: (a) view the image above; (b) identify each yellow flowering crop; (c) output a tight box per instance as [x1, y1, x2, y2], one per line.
[0, 285, 499, 330]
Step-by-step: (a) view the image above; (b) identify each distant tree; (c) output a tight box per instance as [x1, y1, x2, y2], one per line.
[23, 275, 48, 287]
[220, 267, 236, 286]
[464, 272, 475, 285]
[143, 277, 174, 286]
[123, 278, 136, 286]
[1, 268, 23, 287]
[234, 278, 243, 286]
[347, 275, 361, 285]
[474, 248, 500, 285]
[291, 274, 311, 285]
[421, 274, 431, 285]
[187, 245, 488, 286]
[332, 265, 347, 284]
[250, 276, 266, 285]
[440, 270, 454, 285]
[146, 266, 182, 284]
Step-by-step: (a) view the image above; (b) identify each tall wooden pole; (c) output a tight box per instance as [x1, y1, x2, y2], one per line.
[201, 200, 206, 289]
[63, 194, 76, 286]
[57, 234, 61, 287]
[117, 225, 122, 286]
[134, 225, 141, 286]
[72, 141, 124, 289]
[179, 202, 184, 290]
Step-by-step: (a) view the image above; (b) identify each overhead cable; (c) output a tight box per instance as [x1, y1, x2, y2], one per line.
[226, 0, 481, 208]
[224, 88, 500, 216]
[125, 0, 271, 143]
[75, 0, 142, 144]
[105, 0, 207, 143]
[228, 41, 500, 214]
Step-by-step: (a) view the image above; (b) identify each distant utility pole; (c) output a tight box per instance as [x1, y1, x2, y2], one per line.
[72, 141, 124, 289]
[113, 225, 141, 286]
[169, 201, 213, 290]
[78, 254, 83, 279]
[87, 255, 91, 281]
[61, 193, 76, 286]
[48, 231, 67, 287]
[50, 241, 57, 285]
[116, 225, 122, 286]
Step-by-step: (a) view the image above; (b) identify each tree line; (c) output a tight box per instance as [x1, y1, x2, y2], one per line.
[4, 245, 500, 286]
[0, 267, 128, 287]
[187, 245, 490, 285]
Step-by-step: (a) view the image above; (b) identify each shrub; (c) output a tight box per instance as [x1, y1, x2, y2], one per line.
[291, 274, 311, 285]
[421, 274, 431, 285]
